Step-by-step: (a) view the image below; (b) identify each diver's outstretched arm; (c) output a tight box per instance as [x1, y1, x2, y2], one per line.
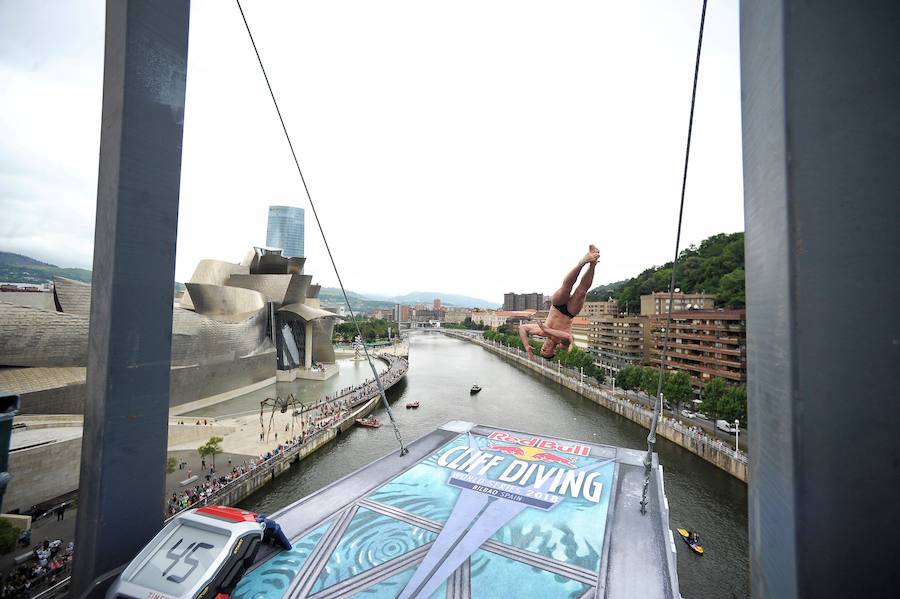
[537, 322, 573, 348]
[519, 323, 542, 359]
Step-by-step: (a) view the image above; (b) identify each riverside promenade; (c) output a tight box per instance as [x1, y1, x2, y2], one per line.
[165, 354, 409, 515]
[442, 330, 748, 482]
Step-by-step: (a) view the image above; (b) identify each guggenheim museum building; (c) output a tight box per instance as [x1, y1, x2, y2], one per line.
[0, 248, 340, 415]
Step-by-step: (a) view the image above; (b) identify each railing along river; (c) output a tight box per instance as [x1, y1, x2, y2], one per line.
[441, 330, 748, 481]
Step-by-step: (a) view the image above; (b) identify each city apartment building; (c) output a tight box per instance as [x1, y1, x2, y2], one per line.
[648, 309, 747, 389]
[442, 309, 470, 324]
[587, 315, 651, 377]
[503, 292, 544, 311]
[571, 317, 591, 350]
[582, 299, 618, 318]
[471, 309, 535, 329]
[393, 304, 411, 322]
[640, 291, 716, 315]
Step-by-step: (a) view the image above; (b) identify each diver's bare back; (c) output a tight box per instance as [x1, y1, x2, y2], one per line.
[544, 306, 573, 333]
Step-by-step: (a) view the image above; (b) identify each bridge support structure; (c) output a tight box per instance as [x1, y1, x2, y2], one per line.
[71, 2, 190, 597]
[742, 1, 899, 596]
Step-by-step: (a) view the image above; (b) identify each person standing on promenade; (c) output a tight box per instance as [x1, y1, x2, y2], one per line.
[519, 245, 600, 360]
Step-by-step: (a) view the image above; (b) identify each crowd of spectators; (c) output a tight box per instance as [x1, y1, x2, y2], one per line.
[166, 356, 409, 518]
[1, 539, 73, 598]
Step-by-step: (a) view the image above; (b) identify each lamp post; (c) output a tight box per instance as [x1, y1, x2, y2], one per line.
[734, 419, 740, 451]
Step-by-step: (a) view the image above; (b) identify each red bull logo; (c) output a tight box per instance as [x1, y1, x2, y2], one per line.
[487, 431, 591, 457]
[485, 443, 578, 468]
[530, 452, 576, 468]
[487, 444, 526, 456]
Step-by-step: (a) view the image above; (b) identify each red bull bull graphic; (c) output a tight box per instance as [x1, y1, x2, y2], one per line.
[530, 451, 577, 467]
[486, 443, 527, 456]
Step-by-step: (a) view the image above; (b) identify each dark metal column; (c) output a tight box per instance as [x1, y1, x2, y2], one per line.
[71, 1, 190, 597]
[742, 1, 900, 597]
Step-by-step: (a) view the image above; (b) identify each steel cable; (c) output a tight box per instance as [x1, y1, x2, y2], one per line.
[235, 0, 409, 456]
[640, 0, 708, 514]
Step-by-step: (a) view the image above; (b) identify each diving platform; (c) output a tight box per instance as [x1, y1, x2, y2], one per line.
[234, 422, 680, 598]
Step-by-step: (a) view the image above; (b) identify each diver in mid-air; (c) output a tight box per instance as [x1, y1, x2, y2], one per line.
[519, 245, 600, 359]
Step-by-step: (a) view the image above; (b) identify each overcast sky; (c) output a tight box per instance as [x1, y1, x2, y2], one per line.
[1, 0, 743, 304]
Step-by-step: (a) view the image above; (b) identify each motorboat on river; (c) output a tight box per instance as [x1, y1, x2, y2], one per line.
[470, 384, 482, 394]
[355, 418, 381, 428]
[405, 401, 420, 409]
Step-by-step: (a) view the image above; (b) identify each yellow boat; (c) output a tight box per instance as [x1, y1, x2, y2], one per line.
[677, 528, 704, 555]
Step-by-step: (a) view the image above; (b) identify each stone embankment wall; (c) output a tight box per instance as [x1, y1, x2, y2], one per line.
[443, 331, 749, 483]
[4, 431, 81, 514]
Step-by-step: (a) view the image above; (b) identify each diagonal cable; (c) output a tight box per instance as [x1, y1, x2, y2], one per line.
[640, 0, 708, 514]
[235, 0, 408, 456]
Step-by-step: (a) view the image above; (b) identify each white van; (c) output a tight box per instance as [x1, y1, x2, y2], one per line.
[716, 419, 738, 433]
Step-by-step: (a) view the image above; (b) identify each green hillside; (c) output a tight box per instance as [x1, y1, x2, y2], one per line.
[587, 232, 745, 311]
[319, 287, 394, 311]
[0, 251, 92, 284]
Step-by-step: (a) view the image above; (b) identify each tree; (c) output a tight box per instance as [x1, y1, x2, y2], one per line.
[616, 365, 640, 393]
[700, 377, 727, 419]
[640, 367, 660, 398]
[585, 231, 746, 310]
[718, 384, 747, 425]
[166, 455, 178, 474]
[0, 520, 20, 554]
[198, 436, 224, 469]
[664, 370, 693, 411]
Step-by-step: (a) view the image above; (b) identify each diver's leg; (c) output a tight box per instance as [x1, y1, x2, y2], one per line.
[567, 260, 597, 316]
[551, 262, 586, 305]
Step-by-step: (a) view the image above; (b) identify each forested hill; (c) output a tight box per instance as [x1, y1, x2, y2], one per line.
[0, 251, 92, 284]
[586, 232, 745, 310]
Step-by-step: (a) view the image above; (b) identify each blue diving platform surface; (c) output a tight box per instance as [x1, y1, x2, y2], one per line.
[234, 422, 680, 598]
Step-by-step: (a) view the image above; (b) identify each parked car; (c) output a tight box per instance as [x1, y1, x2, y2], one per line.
[695, 412, 709, 420]
[716, 419, 739, 433]
[663, 402, 673, 411]
[681, 409, 696, 418]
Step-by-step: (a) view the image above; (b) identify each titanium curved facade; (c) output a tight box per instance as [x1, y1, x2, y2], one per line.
[266, 205, 305, 258]
[0, 247, 338, 414]
[52, 277, 92, 317]
[0, 302, 89, 367]
[184, 283, 266, 319]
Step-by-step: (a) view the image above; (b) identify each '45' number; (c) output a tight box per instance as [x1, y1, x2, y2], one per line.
[162, 538, 214, 583]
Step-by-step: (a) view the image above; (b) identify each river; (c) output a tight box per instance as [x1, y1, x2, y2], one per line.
[239, 332, 750, 598]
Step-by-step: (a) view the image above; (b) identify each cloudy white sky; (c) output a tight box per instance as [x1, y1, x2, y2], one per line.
[1, 0, 743, 304]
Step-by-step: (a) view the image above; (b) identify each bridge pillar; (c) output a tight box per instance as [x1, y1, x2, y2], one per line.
[742, 1, 899, 597]
[71, 2, 190, 597]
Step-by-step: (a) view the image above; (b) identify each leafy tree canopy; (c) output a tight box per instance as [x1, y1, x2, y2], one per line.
[334, 318, 396, 342]
[586, 232, 745, 310]
[700, 377, 728, 417]
[663, 370, 693, 409]
[198, 436, 224, 468]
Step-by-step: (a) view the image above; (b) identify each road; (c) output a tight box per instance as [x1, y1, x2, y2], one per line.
[613, 388, 748, 452]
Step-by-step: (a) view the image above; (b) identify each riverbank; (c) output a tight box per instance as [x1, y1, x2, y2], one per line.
[167, 355, 409, 514]
[442, 330, 748, 482]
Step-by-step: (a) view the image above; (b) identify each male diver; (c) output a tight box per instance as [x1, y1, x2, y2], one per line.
[519, 245, 600, 360]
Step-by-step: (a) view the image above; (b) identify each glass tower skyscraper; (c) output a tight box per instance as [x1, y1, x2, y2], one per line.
[266, 205, 305, 257]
